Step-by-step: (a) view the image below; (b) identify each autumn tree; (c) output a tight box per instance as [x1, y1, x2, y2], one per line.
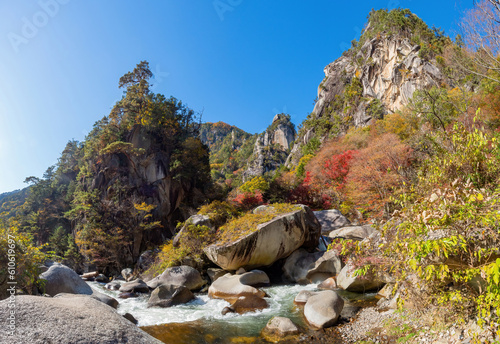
[458, 0, 500, 84]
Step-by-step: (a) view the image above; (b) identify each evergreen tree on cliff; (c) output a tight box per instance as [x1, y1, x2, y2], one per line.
[68, 61, 211, 273]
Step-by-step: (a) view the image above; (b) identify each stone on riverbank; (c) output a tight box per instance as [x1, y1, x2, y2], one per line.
[146, 265, 205, 291]
[147, 284, 195, 308]
[304, 290, 344, 329]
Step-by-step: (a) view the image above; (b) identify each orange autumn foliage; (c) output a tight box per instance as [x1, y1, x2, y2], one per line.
[345, 133, 413, 218]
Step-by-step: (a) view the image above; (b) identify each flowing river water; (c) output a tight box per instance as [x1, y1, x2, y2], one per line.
[88, 281, 377, 343]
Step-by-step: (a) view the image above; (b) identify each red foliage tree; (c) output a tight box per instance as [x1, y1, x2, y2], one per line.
[345, 133, 413, 218]
[231, 190, 264, 210]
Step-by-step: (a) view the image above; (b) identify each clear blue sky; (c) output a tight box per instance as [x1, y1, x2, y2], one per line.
[0, 0, 470, 193]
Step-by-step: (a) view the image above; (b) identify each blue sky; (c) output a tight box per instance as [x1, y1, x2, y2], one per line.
[0, 0, 470, 193]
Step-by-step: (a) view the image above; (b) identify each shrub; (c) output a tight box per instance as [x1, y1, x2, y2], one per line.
[231, 190, 264, 211]
[351, 120, 500, 330]
[0, 219, 48, 299]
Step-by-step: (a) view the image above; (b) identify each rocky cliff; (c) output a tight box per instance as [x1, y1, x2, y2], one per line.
[287, 10, 445, 166]
[244, 114, 296, 180]
[199, 122, 257, 184]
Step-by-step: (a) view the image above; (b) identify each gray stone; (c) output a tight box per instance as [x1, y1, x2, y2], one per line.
[294, 290, 319, 305]
[314, 209, 350, 234]
[105, 281, 122, 291]
[39, 264, 92, 296]
[225, 295, 268, 314]
[146, 265, 205, 291]
[0, 295, 162, 344]
[55, 292, 118, 309]
[283, 249, 343, 284]
[208, 270, 269, 301]
[328, 225, 377, 241]
[304, 290, 344, 329]
[207, 268, 228, 283]
[204, 205, 321, 270]
[337, 262, 385, 293]
[263, 316, 300, 337]
[121, 268, 134, 281]
[119, 279, 149, 293]
[95, 274, 109, 283]
[147, 284, 195, 308]
[123, 313, 138, 324]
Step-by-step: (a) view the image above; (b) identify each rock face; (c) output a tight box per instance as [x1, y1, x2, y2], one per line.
[39, 264, 93, 296]
[147, 284, 195, 308]
[204, 205, 321, 270]
[243, 114, 296, 180]
[146, 265, 205, 291]
[304, 290, 344, 329]
[283, 248, 343, 284]
[208, 270, 269, 301]
[314, 209, 351, 234]
[328, 225, 377, 241]
[0, 295, 162, 344]
[337, 262, 385, 292]
[287, 30, 444, 166]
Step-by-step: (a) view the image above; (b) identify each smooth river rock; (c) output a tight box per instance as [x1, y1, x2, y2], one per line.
[208, 270, 269, 301]
[119, 279, 150, 293]
[304, 290, 344, 329]
[336, 262, 385, 292]
[204, 205, 321, 270]
[147, 284, 195, 308]
[283, 248, 343, 284]
[328, 225, 377, 241]
[39, 263, 93, 296]
[146, 265, 205, 291]
[314, 209, 350, 234]
[262, 316, 300, 339]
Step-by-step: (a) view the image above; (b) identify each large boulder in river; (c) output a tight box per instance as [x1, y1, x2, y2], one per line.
[147, 284, 195, 308]
[283, 248, 343, 284]
[328, 225, 377, 241]
[0, 295, 162, 344]
[204, 204, 321, 270]
[336, 262, 385, 292]
[314, 209, 350, 234]
[39, 263, 93, 296]
[146, 265, 205, 291]
[119, 279, 150, 293]
[304, 290, 344, 329]
[208, 270, 269, 301]
[222, 295, 268, 314]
